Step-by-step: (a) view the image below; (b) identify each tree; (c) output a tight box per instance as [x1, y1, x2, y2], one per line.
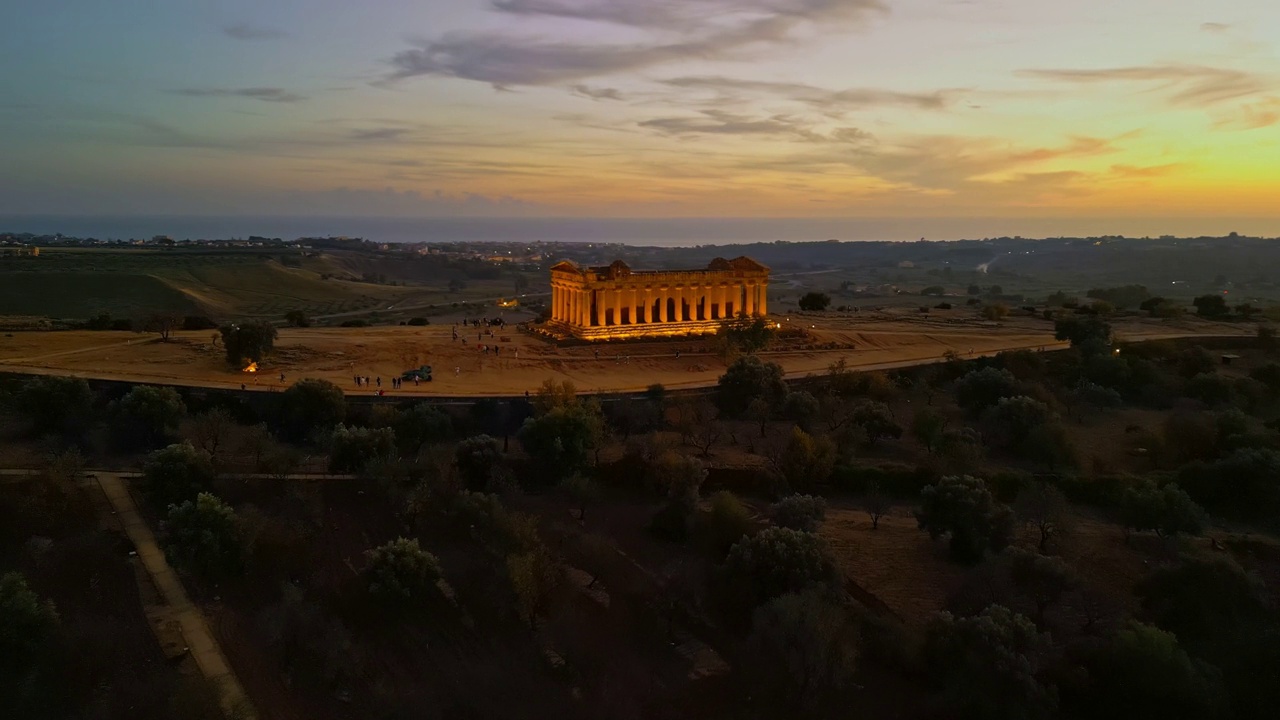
[774, 427, 837, 489]
[1004, 547, 1079, 626]
[186, 406, 237, 461]
[1177, 448, 1280, 519]
[390, 402, 452, 454]
[1013, 483, 1072, 554]
[455, 434, 503, 491]
[924, 605, 1057, 720]
[507, 546, 561, 629]
[164, 492, 241, 582]
[722, 527, 839, 610]
[1136, 557, 1269, 645]
[967, 284, 982, 296]
[912, 407, 948, 454]
[1081, 622, 1228, 720]
[717, 315, 776, 355]
[0, 571, 60, 686]
[782, 391, 820, 431]
[798, 292, 831, 311]
[284, 309, 311, 328]
[1258, 324, 1277, 352]
[532, 378, 579, 414]
[143, 310, 184, 341]
[851, 401, 902, 445]
[1086, 285, 1151, 309]
[771, 494, 828, 532]
[328, 424, 396, 473]
[15, 375, 94, 438]
[981, 303, 1009, 321]
[561, 473, 600, 522]
[1054, 315, 1111, 348]
[364, 537, 442, 608]
[518, 404, 604, 479]
[954, 367, 1023, 414]
[279, 378, 346, 443]
[1251, 362, 1280, 393]
[219, 320, 278, 366]
[983, 395, 1052, 447]
[705, 491, 754, 557]
[921, 285, 946, 296]
[748, 397, 775, 438]
[1193, 294, 1230, 318]
[715, 355, 786, 416]
[918, 475, 1014, 563]
[742, 590, 858, 712]
[1121, 481, 1206, 539]
[140, 442, 215, 511]
[864, 482, 890, 530]
[112, 384, 187, 450]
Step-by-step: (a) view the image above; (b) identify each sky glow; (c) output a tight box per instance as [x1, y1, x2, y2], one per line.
[1, 0, 1278, 236]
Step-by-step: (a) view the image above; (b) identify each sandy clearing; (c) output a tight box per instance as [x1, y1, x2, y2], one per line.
[0, 311, 1251, 397]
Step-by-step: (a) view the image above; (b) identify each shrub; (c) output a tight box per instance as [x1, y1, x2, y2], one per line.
[164, 492, 241, 582]
[721, 527, 839, 610]
[364, 537, 442, 607]
[918, 475, 1014, 563]
[704, 491, 754, 557]
[771, 494, 828, 532]
[140, 443, 215, 511]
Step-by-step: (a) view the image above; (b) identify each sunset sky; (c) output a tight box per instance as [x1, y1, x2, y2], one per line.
[2, 0, 1278, 236]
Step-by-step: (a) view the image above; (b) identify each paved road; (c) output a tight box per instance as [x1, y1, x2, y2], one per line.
[93, 472, 257, 720]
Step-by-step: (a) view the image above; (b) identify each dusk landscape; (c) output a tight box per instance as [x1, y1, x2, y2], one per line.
[2, 2, 1279, 720]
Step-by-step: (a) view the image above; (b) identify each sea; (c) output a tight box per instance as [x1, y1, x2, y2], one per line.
[0, 215, 1263, 245]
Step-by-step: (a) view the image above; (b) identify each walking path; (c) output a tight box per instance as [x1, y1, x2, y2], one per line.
[93, 472, 257, 720]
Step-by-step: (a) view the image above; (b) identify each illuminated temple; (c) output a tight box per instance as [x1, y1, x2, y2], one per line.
[547, 257, 770, 340]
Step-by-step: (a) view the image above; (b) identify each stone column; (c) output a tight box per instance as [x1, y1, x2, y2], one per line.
[570, 288, 579, 327]
[758, 282, 768, 316]
[614, 287, 625, 325]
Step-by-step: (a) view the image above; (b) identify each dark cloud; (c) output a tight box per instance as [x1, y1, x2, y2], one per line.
[348, 127, 413, 141]
[638, 109, 871, 143]
[223, 22, 287, 41]
[492, 0, 887, 30]
[169, 87, 306, 103]
[1019, 65, 1271, 106]
[570, 85, 624, 101]
[661, 75, 955, 111]
[385, 0, 887, 86]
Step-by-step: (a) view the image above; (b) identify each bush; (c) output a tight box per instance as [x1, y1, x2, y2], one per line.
[954, 367, 1023, 414]
[1121, 481, 1206, 538]
[704, 491, 754, 557]
[918, 475, 1014, 563]
[518, 405, 604, 480]
[328, 424, 396, 473]
[721, 527, 839, 611]
[280, 378, 346, 443]
[407, 317, 430, 326]
[364, 537, 442, 607]
[15, 376, 94, 438]
[771, 494, 828, 532]
[140, 443, 215, 511]
[798, 292, 831, 311]
[455, 434, 503, 491]
[924, 605, 1057, 720]
[715, 355, 786, 416]
[1078, 622, 1228, 720]
[164, 492, 241, 582]
[742, 590, 858, 712]
[112, 384, 187, 450]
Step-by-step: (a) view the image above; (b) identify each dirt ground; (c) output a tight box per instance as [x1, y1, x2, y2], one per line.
[0, 308, 1250, 397]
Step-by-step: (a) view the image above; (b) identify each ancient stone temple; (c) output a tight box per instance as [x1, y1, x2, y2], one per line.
[547, 257, 770, 340]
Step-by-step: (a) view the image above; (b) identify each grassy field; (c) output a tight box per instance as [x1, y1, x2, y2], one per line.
[0, 247, 543, 321]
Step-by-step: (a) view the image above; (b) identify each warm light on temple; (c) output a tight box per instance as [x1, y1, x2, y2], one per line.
[546, 257, 770, 341]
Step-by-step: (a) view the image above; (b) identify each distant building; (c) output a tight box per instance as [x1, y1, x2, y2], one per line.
[548, 257, 770, 341]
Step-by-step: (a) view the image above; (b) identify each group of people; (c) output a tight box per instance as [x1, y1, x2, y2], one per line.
[352, 373, 421, 395]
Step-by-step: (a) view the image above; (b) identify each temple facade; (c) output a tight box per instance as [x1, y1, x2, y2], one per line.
[547, 257, 770, 340]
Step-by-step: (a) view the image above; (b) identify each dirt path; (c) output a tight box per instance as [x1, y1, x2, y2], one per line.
[93, 472, 257, 720]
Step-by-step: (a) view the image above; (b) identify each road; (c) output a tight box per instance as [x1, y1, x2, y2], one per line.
[93, 472, 257, 720]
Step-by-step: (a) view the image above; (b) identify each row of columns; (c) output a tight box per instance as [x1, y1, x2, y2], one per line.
[551, 281, 767, 328]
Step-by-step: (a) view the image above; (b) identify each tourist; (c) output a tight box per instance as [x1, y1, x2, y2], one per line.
[240, 383, 246, 391]
[455, 366, 460, 376]
[279, 372, 286, 382]
[413, 376, 419, 386]
[376, 377, 381, 387]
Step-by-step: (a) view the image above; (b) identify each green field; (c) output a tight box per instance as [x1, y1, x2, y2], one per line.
[0, 247, 540, 321]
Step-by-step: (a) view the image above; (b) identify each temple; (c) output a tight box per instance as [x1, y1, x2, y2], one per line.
[547, 257, 770, 340]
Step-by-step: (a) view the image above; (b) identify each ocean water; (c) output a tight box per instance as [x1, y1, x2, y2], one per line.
[1, 215, 1263, 245]
[0, 215, 904, 246]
